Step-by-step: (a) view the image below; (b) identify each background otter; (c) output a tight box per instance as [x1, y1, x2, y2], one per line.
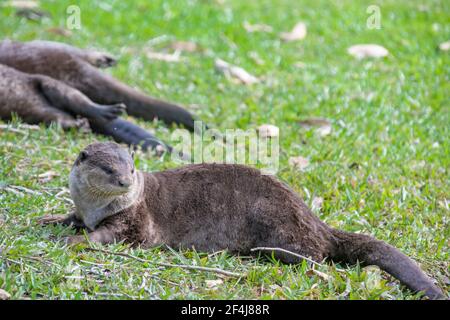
[39, 142, 445, 299]
[0, 63, 168, 151]
[0, 40, 197, 130]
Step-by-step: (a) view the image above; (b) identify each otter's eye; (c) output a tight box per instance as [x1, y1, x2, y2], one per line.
[101, 166, 114, 174]
[131, 167, 135, 174]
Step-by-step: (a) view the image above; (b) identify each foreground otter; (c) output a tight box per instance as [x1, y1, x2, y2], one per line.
[0, 40, 196, 130]
[39, 142, 445, 299]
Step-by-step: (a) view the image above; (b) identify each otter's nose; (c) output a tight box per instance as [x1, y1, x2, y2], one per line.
[118, 178, 132, 188]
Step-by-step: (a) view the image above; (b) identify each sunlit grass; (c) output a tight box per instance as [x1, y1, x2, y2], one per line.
[0, 0, 448, 299]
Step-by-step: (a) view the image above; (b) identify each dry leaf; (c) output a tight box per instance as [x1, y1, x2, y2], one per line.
[347, 44, 389, 59]
[2, 0, 39, 8]
[258, 124, 279, 138]
[311, 197, 324, 211]
[215, 58, 259, 85]
[293, 61, 306, 68]
[47, 27, 72, 37]
[364, 266, 382, 291]
[243, 21, 273, 33]
[289, 156, 309, 171]
[298, 118, 332, 136]
[146, 51, 183, 62]
[248, 51, 265, 65]
[38, 170, 59, 183]
[168, 41, 198, 52]
[269, 284, 281, 291]
[205, 279, 223, 289]
[0, 288, 11, 300]
[306, 269, 330, 281]
[280, 22, 307, 41]
[439, 40, 450, 52]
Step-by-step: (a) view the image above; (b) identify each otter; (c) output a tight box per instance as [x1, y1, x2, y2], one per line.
[39, 142, 445, 299]
[0, 63, 168, 151]
[0, 40, 197, 130]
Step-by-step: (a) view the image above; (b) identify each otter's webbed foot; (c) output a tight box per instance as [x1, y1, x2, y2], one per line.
[94, 103, 126, 121]
[88, 52, 117, 68]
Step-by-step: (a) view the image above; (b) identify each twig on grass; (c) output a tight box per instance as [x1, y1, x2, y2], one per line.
[0, 124, 40, 132]
[85, 247, 245, 278]
[1, 256, 39, 272]
[250, 246, 323, 267]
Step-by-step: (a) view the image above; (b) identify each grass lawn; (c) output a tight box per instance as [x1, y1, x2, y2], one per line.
[0, 0, 449, 299]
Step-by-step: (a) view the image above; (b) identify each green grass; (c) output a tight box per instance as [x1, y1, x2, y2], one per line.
[0, 0, 449, 299]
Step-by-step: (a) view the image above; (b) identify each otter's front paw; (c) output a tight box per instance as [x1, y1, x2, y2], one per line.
[90, 52, 117, 68]
[64, 235, 86, 245]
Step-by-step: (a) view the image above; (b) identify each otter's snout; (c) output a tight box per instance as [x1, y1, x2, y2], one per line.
[117, 177, 132, 189]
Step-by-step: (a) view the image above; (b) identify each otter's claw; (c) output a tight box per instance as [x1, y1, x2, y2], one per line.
[97, 103, 126, 121]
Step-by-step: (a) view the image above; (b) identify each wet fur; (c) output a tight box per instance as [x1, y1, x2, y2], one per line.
[41, 142, 445, 299]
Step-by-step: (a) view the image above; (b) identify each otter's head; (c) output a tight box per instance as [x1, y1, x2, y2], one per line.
[71, 142, 136, 197]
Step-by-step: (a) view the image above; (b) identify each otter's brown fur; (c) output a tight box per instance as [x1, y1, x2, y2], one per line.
[0, 40, 196, 130]
[40, 142, 446, 299]
[0, 63, 124, 129]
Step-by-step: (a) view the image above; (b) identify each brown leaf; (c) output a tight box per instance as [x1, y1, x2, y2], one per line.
[298, 118, 331, 136]
[146, 51, 183, 62]
[306, 269, 330, 281]
[215, 59, 259, 84]
[248, 51, 265, 65]
[288, 156, 309, 171]
[293, 61, 306, 68]
[347, 44, 389, 59]
[3, 0, 39, 8]
[168, 41, 198, 53]
[38, 170, 59, 183]
[0, 288, 11, 300]
[243, 21, 273, 33]
[47, 27, 72, 37]
[258, 124, 279, 138]
[280, 22, 307, 41]
[205, 279, 223, 290]
[364, 266, 382, 290]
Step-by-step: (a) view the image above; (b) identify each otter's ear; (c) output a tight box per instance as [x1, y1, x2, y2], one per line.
[80, 151, 89, 161]
[75, 150, 89, 165]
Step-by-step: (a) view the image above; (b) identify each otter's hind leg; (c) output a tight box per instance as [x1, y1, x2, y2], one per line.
[34, 75, 125, 121]
[20, 99, 90, 131]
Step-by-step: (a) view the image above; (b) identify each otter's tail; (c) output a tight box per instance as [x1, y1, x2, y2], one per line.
[329, 229, 445, 299]
[88, 117, 170, 152]
[80, 67, 197, 131]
